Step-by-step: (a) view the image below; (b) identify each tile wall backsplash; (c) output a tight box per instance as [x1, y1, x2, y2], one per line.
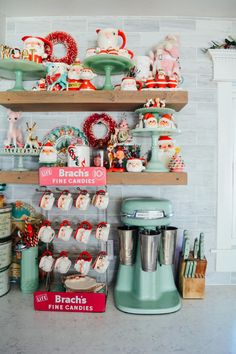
[1, 15, 235, 284]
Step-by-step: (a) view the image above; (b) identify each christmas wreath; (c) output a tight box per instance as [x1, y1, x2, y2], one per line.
[45, 31, 78, 64]
[83, 113, 117, 148]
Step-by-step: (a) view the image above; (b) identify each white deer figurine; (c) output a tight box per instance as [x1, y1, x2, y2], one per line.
[24, 122, 39, 149]
[4, 109, 24, 147]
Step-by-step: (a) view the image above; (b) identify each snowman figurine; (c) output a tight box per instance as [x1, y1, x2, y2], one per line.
[158, 136, 176, 169]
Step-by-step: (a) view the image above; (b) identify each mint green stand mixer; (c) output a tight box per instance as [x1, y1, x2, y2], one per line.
[114, 197, 181, 314]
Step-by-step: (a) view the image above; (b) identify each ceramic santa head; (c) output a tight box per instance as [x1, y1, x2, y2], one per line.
[57, 220, 73, 241]
[158, 136, 176, 169]
[92, 190, 109, 210]
[74, 221, 92, 244]
[57, 191, 73, 211]
[144, 113, 158, 128]
[39, 190, 55, 210]
[68, 59, 83, 90]
[75, 190, 91, 210]
[39, 141, 58, 165]
[158, 114, 176, 129]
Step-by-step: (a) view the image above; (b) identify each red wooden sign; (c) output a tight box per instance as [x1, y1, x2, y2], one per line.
[34, 291, 107, 312]
[39, 167, 106, 186]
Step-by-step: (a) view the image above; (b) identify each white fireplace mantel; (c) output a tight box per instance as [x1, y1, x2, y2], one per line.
[209, 49, 236, 272]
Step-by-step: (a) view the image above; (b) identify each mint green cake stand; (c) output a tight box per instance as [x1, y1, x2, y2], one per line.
[132, 127, 180, 172]
[114, 237, 181, 314]
[0, 59, 46, 91]
[135, 107, 176, 115]
[83, 54, 134, 90]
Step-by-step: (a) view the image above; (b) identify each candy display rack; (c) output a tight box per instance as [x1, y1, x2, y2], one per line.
[34, 170, 110, 313]
[0, 59, 46, 91]
[83, 54, 134, 90]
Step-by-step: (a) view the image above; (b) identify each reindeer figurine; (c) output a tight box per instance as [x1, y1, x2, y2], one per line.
[24, 122, 39, 149]
[4, 109, 24, 147]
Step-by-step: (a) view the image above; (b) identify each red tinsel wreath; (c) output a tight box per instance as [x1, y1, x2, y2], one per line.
[45, 31, 78, 65]
[83, 113, 117, 148]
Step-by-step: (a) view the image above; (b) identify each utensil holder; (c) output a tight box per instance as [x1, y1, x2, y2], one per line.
[178, 253, 207, 299]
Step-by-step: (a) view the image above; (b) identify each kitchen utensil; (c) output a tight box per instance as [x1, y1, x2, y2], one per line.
[117, 226, 138, 265]
[140, 230, 160, 272]
[159, 227, 177, 265]
[183, 237, 190, 260]
[184, 261, 190, 277]
[193, 237, 199, 259]
[199, 232, 205, 260]
[192, 261, 197, 278]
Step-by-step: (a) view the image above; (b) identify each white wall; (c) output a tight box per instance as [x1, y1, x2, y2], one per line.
[1, 15, 236, 284]
[0, 12, 6, 42]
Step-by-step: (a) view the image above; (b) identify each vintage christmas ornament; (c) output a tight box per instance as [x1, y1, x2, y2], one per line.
[21, 35, 53, 63]
[159, 114, 177, 129]
[144, 113, 158, 128]
[158, 135, 176, 169]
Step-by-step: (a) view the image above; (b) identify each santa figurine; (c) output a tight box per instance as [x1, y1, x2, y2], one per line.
[39, 141, 58, 166]
[21, 36, 52, 63]
[144, 113, 158, 128]
[158, 114, 177, 129]
[158, 135, 176, 169]
[67, 59, 83, 90]
[79, 68, 97, 90]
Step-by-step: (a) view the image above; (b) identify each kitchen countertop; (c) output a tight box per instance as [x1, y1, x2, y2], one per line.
[0, 286, 236, 354]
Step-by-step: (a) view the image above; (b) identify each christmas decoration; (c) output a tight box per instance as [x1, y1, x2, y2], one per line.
[158, 136, 176, 169]
[74, 251, 92, 275]
[93, 251, 109, 273]
[54, 251, 72, 274]
[39, 141, 58, 166]
[4, 110, 24, 148]
[45, 31, 78, 64]
[79, 67, 97, 90]
[57, 220, 73, 242]
[168, 147, 185, 172]
[117, 118, 132, 144]
[74, 221, 93, 244]
[39, 250, 55, 272]
[67, 59, 83, 90]
[92, 190, 109, 209]
[159, 114, 177, 129]
[37, 220, 55, 243]
[21, 36, 53, 63]
[95, 222, 110, 242]
[46, 62, 69, 91]
[144, 113, 158, 128]
[203, 36, 236, 52]
[83, 113, 117, 148]
[24, 122, 40, 149]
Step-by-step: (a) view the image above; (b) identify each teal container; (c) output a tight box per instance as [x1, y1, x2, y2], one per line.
[20, 246, 39, 294]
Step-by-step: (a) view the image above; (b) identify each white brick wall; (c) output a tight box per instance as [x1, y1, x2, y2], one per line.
[1, 16, 234, 284]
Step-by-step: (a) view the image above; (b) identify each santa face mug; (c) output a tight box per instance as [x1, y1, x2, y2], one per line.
[92, 190, 109, 210]
[74, 251, 92, 275]
[126, 158, 146, 173]
[54, 251, 72, 274]
[39, 190, 55, 211]
[57, 190, 73, 211]
[74, 221, 92, 244]
[39, 251, 55, 273]
[38, 220, 55, 243]
[75, 190, 91, 210]
[93, 252, 109, 273]
[120, 77, 143, 91]
[57, 220, 73, 242]
[95, 222, 110, 242]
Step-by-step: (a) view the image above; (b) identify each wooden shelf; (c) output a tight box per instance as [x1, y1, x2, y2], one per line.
[0, 171, 187, 185]
[0, 90, 188, 112]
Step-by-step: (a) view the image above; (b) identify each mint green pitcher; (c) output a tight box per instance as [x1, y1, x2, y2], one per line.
[21, 246, 39, 294]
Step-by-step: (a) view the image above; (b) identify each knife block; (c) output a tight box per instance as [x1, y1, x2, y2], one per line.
[178, 253, 207, 299]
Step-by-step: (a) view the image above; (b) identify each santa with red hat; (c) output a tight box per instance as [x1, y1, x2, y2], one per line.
[158, 114, 177, 129]
[22, 36, 52, 63]
[39, 141, 58, 165]
[158, 135, 176, 169]
[144, 113, 158, 128]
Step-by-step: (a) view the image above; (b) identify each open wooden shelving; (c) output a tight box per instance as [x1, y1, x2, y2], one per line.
[0, 90, 188, 112]
[0, 171, 187, 185]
